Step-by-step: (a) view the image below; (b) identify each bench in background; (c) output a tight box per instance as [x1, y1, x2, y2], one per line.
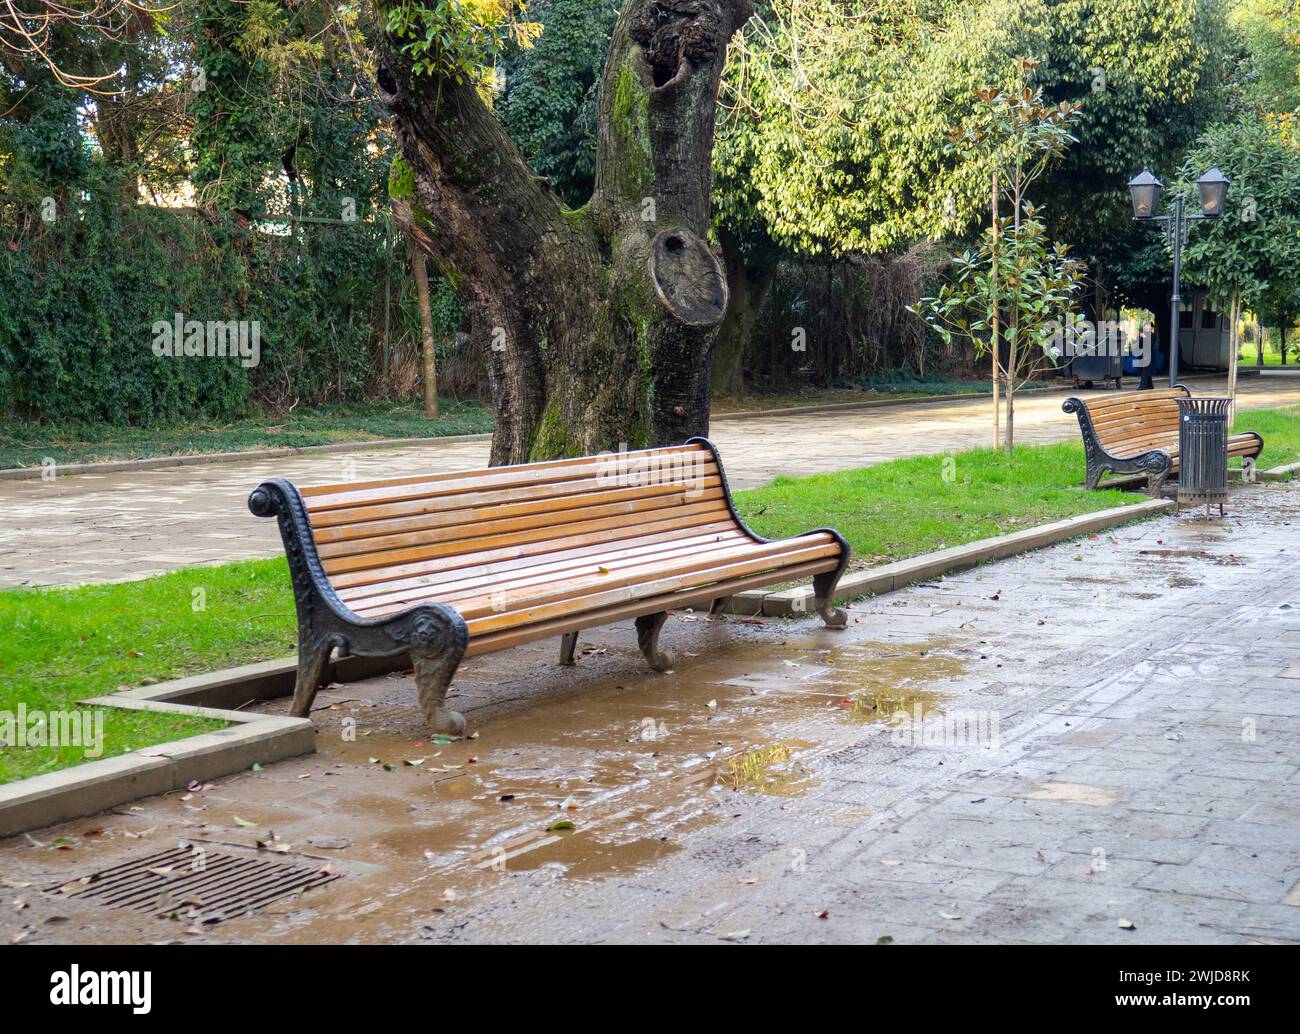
[1063, 384, 1262, 495]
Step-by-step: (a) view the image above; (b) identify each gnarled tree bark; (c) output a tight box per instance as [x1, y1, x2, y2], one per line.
[378, 0, 751, 464]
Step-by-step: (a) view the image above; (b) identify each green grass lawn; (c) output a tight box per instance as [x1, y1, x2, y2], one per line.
[0, 435, 1146, 784]
[738, 441, 1136, 567]
[0, 560, 296, 783]
[0, 399, 492, 470]
[1232, 405, 1300, 470]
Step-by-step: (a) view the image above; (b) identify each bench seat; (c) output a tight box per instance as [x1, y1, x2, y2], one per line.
[1063, 385, 1263, 494]
[250, 438, 849, 735]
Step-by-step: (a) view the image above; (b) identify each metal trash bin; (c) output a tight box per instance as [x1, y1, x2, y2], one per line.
[1176, 396, 1231, 516]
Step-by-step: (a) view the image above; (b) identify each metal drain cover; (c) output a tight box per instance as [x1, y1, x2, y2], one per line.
[48, 846, 341, 924]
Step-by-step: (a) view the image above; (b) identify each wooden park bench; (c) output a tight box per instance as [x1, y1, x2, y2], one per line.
[1063, 384, 1263, 496]
[249, 438, 850, 737]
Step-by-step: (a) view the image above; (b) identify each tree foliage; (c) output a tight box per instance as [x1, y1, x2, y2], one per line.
[496, 0, 619, 207]
[713, 0, 1060, 257]
[1178, 113, 1300, 316]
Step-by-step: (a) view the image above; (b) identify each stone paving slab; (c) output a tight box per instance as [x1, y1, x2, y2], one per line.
[3, 376, 1298, 588]
[2, 478, 1298, 944]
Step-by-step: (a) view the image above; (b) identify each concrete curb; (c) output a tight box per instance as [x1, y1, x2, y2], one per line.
[726, 498, 1175, 618]
[0, 679, 316, 839]
[1260, 460, 1300, 482]
[0, 432, 494, 481]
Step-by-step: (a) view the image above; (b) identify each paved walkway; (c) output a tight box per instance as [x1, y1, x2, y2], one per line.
[3, 376, 1299, 588]
[5, 479, 1298, 944]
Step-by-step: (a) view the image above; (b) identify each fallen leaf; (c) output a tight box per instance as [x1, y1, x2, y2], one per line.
[721, 929, 751, 941]
[1118, 918, 1136, 930]
[232, 816, 257, 828]
[545, 819, 575, 832]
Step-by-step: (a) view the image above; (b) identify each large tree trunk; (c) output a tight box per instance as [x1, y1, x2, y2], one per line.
[378, 0, 751, 464]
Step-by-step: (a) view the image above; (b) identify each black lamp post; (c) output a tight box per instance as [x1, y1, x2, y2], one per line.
[1128, 166, 1228, 388]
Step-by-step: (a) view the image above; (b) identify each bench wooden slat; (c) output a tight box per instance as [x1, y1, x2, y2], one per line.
[335, 526, 748, 606]
[309, 473, 722, 532]
[327, 517, 743, 592]
[463, 558, 837, 657]
[314, 486, 727, 560]
[302, 447, 712, 511]
[351, 534, 839, 619]
[460, 547, 841, 636]
[320, 499, 731, 576]
[342, 529, 754, 612]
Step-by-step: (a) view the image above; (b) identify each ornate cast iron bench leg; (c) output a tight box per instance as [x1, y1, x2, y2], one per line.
[635, 611, 675, 672]
[1084, 460, 1107, 491]
[709, 596, 731, 617]
[1145, 454, 1173, 498]
[812, 569, 848, 628]
[291, 637, 335, 718]
[409, 617, 468, 737]
[1243, 456, 1257, 484]
[811, 530, 851, 628]
[559, 630, 579, 666]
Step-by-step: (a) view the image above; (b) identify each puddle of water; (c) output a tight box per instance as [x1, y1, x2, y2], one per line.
[845, 688, 949, 723]
[1139, 548, 1244, 566]
[9, 629, 979, 943]
[719, 741, 815, 796]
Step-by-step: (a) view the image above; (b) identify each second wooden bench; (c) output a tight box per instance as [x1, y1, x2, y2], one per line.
[1063, 384, 1263, 495]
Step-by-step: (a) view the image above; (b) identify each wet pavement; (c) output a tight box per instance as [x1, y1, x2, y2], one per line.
[4, 374, 1299, 588]
[3, 479, 1299, 945]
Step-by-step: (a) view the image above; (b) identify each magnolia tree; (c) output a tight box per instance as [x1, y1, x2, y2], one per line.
[913, 62, 1084, 453]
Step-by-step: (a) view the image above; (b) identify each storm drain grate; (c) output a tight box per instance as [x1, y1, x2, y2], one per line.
[47, 846, 341, 924]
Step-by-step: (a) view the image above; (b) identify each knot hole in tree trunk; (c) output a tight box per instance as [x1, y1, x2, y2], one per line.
[649, 228, 728, 328]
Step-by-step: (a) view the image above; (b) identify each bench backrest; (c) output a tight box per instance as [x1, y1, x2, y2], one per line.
[297, 441, 735, 593]
[1075, 386, 1189, 451]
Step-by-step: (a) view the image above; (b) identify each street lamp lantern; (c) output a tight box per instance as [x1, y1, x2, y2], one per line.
[1126, 162, 1227, 388]
[1196, 166, 1229, 217]
[1128, 168, 1163, 219]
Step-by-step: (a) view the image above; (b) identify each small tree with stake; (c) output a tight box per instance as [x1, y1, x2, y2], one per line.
[913, 59, 1084, 453]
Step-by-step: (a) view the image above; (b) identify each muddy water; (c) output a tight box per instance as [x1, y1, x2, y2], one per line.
[2, 627, 975, 944]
